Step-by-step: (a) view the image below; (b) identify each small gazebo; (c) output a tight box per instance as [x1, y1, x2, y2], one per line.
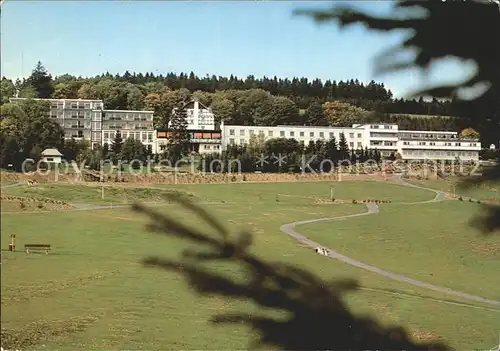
[41, 148, 63, 164]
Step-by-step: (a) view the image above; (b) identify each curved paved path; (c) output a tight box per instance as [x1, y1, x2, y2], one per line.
[280, 176, 500, 307]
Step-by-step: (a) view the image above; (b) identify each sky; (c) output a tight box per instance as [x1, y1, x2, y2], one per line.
[1, 0, 476, 98]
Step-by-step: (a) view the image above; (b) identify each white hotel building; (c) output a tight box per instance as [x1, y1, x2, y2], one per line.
[9, 97, 480, 162]
[222, 124, 481, 162]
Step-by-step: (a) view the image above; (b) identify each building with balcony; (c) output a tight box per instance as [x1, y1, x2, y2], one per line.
[9, 97, 155, 149]
[101, 109, 155, 149]
[221, 123, 480, 162]
[397, 130, 480, 161]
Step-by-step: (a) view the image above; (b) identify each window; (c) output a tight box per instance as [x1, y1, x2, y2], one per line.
[104, 132, 109, 139]
[349, 133, 354, 138]
[240, 130, 245, 136]
[403, 141, 409, 145]
[280, 131, 285, 137]
[357, 133, 362, 138]
[46, 157, 54, 162]
[249, 130, 254, 136]
[310, 132, 314, 137]
[300, 131, 305, 137]
[229, 138, 235, 145]
[229, 129, 235, 135]
[349, 142, 354, 147]
[268, 131, 273, 137]
[455, 142, 461, 146]
[319, 132, 324, 138]
[430, 142, 436, 146]
[357, 142, 362, 148]
[329, 132, 334, 139]
[418, 142, 427, 146]
[148, 133, 153, 142]
[290, 131, 295, 137]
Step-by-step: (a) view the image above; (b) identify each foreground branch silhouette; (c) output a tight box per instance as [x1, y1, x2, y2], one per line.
[133, 195, 449, 350]
[296, 0, 500, 234]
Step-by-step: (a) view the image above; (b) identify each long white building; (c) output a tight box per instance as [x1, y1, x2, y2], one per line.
[222, 124, 480, 161]
[9, 97, 480, 161]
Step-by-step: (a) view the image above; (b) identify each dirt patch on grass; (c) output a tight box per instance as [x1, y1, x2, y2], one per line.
[411, 330, 443, 342]
[1, 315, 100, 350]
[314, 198, 351, 205]
[2, 272, 116, 303]
[1, 195, 74, 213]
[471, 242, 500, 256]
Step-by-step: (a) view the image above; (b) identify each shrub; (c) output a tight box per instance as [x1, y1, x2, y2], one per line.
[231, 175, 236, 182]
[242, 175, 247, 181]
[331, 198, 335, 202]
[37, 203, 44, 209]
[458, 196, 463, 201]
[352, 199, 357, 204]
[469, 198, 473, 202]
[19, 202, 26, 209]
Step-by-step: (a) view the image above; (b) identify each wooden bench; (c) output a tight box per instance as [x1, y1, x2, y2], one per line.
[25, 244, 51, 254]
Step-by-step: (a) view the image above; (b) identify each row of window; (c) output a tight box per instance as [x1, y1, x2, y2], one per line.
[203, 145, 221, 150]
[228, 129, 363, 139]
[228, 138, 364, 149]
[103, 131, 154, 142]
[403, 141, 478, 147]
[52, 103, 102, 110]
[402, 150, 478, 157]
[370, 125, 394, 129]
[399, 133, 458, 139]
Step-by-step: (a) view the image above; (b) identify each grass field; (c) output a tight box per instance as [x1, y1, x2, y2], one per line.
[1, 180, 499, 350]
[407, 177, 500, 202]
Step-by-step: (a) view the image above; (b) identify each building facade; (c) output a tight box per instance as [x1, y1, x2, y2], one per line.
[165, 99, 223, 154]
[221, 124, 481, 162]
[9, 97, 155, 150]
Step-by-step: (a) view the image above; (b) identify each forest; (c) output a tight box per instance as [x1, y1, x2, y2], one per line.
[1, 62, 497, 145]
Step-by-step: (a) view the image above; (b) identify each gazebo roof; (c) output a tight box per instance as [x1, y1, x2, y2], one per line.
[41, 148, 63, 157]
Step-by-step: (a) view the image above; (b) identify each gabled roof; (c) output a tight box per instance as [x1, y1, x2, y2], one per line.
[182, 99, 210, 110]
[41, 148, 63, 157]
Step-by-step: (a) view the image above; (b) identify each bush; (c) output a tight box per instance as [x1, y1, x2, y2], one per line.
[352, 199, 357, 204]
[331, 198, 335, 202]
[458, 196, 463, 201]
[19, 202, 26, 209]
[230, 175, 236, 182]
[37, 203, 44, 209]
[242, 175, 247, 181]
[469, 198, 473, 202]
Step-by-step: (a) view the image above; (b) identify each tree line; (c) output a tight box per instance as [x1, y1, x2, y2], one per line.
[1, 62, 497, 146]
[199, 134, 384, 174]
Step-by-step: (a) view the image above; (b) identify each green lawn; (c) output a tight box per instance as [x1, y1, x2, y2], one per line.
[300, 201, 500, 301]
[407, 177, 500, 202]
[157, 180, 436, 203]
[1, 181, 499, 350]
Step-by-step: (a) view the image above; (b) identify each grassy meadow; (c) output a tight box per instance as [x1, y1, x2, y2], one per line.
[1, 180, 499, 350]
